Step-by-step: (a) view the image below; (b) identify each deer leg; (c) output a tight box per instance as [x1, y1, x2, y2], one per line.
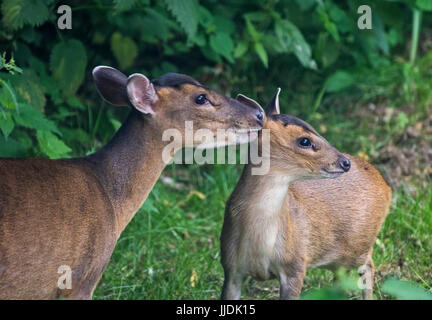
[221, 270, 244, 300]
[358, 251, 375, 300]
[279, 267, 305, 300]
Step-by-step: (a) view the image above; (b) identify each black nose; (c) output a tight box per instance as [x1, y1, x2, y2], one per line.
[256, 110, 264, 126]
[338, 157, 351, 172]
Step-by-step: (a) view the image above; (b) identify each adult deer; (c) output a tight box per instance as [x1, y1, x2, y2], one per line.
[0, 66, 264, 299]
[220, 89, 391, 300]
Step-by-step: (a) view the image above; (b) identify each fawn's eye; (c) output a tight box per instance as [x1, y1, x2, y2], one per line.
[195, 94, 208, 105]
[298, 137, 312, 148]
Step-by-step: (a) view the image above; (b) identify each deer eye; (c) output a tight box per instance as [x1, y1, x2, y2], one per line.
[195, 94, 208, 105]
[298, 137, 312, 148]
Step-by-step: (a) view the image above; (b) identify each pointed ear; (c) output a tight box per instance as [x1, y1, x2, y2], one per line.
[265, 88, 281, 116]
[92, 66, 129, 106]
[236, 94, 264, 113]
[126, 73, 158, 115]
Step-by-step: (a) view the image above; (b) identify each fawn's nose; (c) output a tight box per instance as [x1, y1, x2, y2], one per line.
[338, 157, 351, 172]
[256, 110, 264, 126]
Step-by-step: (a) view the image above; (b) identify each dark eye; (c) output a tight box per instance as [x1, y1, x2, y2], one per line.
[195, 94, 208, 105]
[298, 137, 312, 148]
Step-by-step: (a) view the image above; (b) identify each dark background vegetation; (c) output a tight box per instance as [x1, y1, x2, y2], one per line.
[0, 0, 431, 299]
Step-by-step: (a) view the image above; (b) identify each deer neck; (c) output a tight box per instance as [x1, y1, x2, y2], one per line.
[233, 164, 293, 223]
[230, 164, 294, 265]
[89, 110, 172, 237]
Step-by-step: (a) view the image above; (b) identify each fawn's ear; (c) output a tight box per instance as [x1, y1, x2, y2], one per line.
[265, 88, 281, 116]
[126, 73, 158, 115]
[92, 66, 129, 106]
[236, 94, 264, 113]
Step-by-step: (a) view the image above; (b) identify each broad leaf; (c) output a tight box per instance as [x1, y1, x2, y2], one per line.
[1, 0, 49, 31]
[234, 41, 249, 58]
[0, 112, 14, 138]
[37, 130, 71, 159]
[1, 69, 45, 110]
[110, 32, 138, 70]
[382, 278, 432, 300]
[0, 136, 27, 157]
[275, 19, 316, 70]
[14, 103, 60, 135]
[164, 0, 199, 39]
[50, 39, 87, 97]
[209, 32, 234, 63]
[417, 0, 432, 10]
[114, 0, 137, 11]
[325, 71, 354, 93]
[254, 42, 268, 68]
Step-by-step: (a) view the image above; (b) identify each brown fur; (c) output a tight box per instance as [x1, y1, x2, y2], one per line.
[220, 116, 391, 300]
[0, 70, 264, 299]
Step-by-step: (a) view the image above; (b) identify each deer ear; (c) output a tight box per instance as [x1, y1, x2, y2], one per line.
[126, 73, 158, 115]
[265, 88, 281, 116]
[236, 94, 264, 113]
[92, 66, 129, 106]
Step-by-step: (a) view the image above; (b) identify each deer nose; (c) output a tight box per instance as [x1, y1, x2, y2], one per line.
[338, 157, 351, 172]
[256, 110, 264, 126]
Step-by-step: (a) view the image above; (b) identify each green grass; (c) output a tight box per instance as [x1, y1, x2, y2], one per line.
[93, 160, 432, 300]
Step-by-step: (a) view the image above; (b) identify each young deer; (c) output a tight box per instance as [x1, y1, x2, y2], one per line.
[220, 89, 391, 300]
[0, 66, 264, 299]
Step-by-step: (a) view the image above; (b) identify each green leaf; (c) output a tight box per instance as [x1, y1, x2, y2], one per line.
[0, 136, 27, 157]
[142, 198, 159, 213]
[1, 69, 45, 110]
[301, 287, 348, 300]
[213, 16, 236, 35]
[315, 32, 340, 69]
[245, 17, 261, 42]
[295, 0, 316, 11]
[50, 39, 87, 97]
[1, 0, 49, 31]
[0, 112, 14, 138]
[110, 32, 138, 70]
[234, 41, 249, 58]
[275, 19, 316, 70]
[317, 6, 340, 42]
[325, 71, 355, 93]
[66, 97, 85, 110]
[396, 112, 409, 129]
[417, 0, 432, 11]
[36, 130, 71, 159]
[209, 33, 234, 63]
[164, 0, 199, 39]
[0, 77, 19, 111]
[254, 42, 268, 68]
[113, 0, 137, 11]
[110, 118, 122, 131]
[13, 103, 60, 135]
[382, 278, 432, 300]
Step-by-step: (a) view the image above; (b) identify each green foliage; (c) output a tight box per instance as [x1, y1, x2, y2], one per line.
[50, 39, 87, 97]
[1, 0, 50, 31]
[0, 112, 14, 138]
[0, 53, 22, 74]
[382, 278, 432, 300]
[164, 0, 199, 40]
[274, 19, 316, 70]
[110, 32, 138, 70]
[325, 71, 354, 93]
[36, 130, 71, 159]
